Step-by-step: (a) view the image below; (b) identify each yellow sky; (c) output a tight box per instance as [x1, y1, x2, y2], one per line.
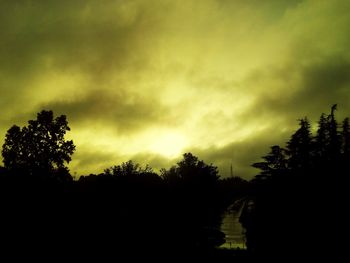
[1, 0, 350, 178]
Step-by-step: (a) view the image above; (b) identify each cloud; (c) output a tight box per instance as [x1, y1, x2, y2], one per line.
[0, 0, 163, 117]
[40, 89, 169, 134]
[70, 148, 117, 176]
[238, 55, 350, 127]
[181, 126, 292, 179]
[1, 0, 350, 178]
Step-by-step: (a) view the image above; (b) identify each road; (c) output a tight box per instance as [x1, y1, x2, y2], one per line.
[219, 198, 247, 249]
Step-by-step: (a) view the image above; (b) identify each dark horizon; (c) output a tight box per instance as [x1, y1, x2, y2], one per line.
[0, 105, 347, 260]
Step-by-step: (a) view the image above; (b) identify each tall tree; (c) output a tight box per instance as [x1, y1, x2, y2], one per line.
[2, 110, 75, 177]
[252, 145, 287, 179]
[315, 113, 329, 161]
[341, 118, 350, 158]
[327, 104, 341, 161]
[286, 118, 313, 171]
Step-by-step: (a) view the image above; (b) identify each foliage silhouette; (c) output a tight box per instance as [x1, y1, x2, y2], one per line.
[0, 109, 248, 259]
[341, 118, 350, 157]
[286, 117, 313, 172]
[161, 152, 219, 185]
[252, 104, 350, 180]
[104, 160, 155, 177]
[252, 145, 287, 180]
[2, 110, 75, 179]
[9, 106, 348, 259]
[243, 104, 348, 260]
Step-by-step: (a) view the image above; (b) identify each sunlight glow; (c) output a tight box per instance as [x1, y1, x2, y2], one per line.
[148, 132, 187, 158]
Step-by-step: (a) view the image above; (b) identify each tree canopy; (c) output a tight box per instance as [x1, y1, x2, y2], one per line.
[1, 110, 75, 177]
[161, 153, 219, 185]
[252, 104, 350, 180]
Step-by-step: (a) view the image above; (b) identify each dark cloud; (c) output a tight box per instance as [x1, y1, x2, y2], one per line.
[299, 56, 350, 115]
[1, 0, 350, 179]
[0, 1, 137, 61]
[217, 0, 303, 20]
[40, 89, 169, 134]
[71, 149, 117, 176]
[240, 55, 350, 126]
[74, 151, 179, 176]
[0, 0, 163, 123]
[183, 127, 291, 179]
[0, 0, 164, 100]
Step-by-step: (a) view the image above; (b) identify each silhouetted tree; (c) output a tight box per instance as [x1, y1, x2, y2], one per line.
[246, 105, 349, 259]
[104, 160, 154, 177]
[162, 153, 219, 185]
[1, 110, 75, 177]
[327, 104, 341, 161]
[286, 117, 313, 171]
[315, 113, 328, 162]
[160, 166, 180, 184]
[252, 145, 287, 180]
[342, 117, 350, 157]
[314, 105, 342, 170]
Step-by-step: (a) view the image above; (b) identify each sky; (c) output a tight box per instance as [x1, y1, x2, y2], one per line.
[1, 0, 350, 179]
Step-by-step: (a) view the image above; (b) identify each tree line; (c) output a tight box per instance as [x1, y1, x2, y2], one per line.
[252, 104, 350, 181]
[0, 105, 346, 259]
[241, 104, 348, 260]
[0, 110, 248, 259]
